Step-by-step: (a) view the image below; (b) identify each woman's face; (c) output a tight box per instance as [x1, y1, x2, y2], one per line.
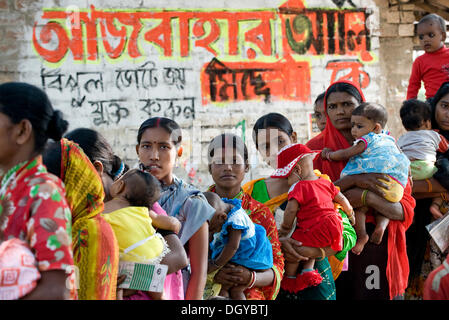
[209, 148, 248, 192]
[0, 112, 19, 172]
[313, 99, 327, 132]
[136, 127, 178, 184]
[435, 92, 449, 131]
[326, 91, 359, 131]
[256, 126, 296, 168]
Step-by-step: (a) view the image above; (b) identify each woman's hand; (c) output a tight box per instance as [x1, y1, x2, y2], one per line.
[279, 237, 310, 263]
[336, 173, 391, 197]
[321, 148, 333, 161]
[213, 263, 251, 287]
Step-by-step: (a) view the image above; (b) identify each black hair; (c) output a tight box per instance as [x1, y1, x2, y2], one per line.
[400, 99, 432, 130]
[314, 92, 326, 105]
[64, 128, 128, 180]
[42, 140, 62, 178]
[352, 102, 388, 128]
[252, 113, 293, 148]
[430, 82, 449, 131]
[0, 82, 68, 153]
[203, 191, 223, 210]
[418, 13, 446, 34]
[137, 117, 182, 146]
[325, 82, 363, 107]
[208, 133, 249, 165]
[122, 169, 161, 208]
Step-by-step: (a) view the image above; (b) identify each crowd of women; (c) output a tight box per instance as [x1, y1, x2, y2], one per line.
[0, 78, 448, 300]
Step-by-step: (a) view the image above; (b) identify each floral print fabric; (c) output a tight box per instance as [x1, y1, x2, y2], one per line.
[0, 156, 76, 299]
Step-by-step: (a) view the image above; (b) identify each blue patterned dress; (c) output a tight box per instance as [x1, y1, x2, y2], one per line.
[340, 131, 410, 187]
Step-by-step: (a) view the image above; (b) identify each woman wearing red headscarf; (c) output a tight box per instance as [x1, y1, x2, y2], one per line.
[306, 80, 415, 300]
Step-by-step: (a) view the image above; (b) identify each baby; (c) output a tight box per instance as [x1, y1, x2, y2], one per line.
[204, 192, 273, 300]
[407, 13, 449, 100]
[102, 168, 181, 299]
[273, 143, 353, 293]
[322, 102, 410, 254]
[398, 99, 449, 218]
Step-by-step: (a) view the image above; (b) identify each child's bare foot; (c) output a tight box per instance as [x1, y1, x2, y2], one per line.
[430, 203, 444, 219]
[352, 234, 369, 255]
[370, 226, 385, 245]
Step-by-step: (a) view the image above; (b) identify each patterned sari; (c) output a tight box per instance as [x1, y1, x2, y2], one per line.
[59, 138, 119, 300]
[208, 186, 284, 300]
[0, 156, 76, 299]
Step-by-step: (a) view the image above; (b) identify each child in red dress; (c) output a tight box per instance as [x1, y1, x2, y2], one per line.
[272, 143, 353, 293]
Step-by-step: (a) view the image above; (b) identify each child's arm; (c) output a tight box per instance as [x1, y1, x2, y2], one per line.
[148, 210, 181, 234]
[208, 228, 242, 273]
[322, 140, 366, 161]
[406, 60, 421, 100]
[279, 198, 299, 237]
[334, 191, 355, 225]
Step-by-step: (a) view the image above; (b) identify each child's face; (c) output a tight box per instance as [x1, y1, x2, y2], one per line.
[351, 115, 379, 139]
[209, 201, 228, 234]
[313, 99, 327, 132]
[417, 20, 445, 53]
[287, 164, 302, 186]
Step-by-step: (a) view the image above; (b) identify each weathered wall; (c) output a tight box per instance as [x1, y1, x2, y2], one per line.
[0, 0, 416, 189]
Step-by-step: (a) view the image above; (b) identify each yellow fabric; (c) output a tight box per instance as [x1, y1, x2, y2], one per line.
[203, 270, 222, 300]
[101, 207, 165, 263]
[243, 170, 345, 280]
[61, 138, 119, 300]
[376, 178, 404, 203]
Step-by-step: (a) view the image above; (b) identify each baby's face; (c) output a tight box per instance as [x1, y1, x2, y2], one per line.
[209, 202, 228, 234]
[418, 20, 444, 53]
[351, 115, 377, 139]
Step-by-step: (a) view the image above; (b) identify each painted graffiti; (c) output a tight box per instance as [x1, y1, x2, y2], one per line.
[40, 62, 195, 125]
[32, 1, 372, 64]
[201, 57, 310, 104]
[325, 59, 370, 89]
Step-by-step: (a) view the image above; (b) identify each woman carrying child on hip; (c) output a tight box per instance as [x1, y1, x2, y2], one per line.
[272, 143, 353, 293]
[321, 102, 410, 255]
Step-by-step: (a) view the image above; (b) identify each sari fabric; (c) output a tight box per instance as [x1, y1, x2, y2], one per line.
[243, 170, 356, 281]
[0, 156, 76, 299]
[306, 80, 366, 182]
[208, 186, 284, 300]
[60, 138, 119, 300]
[305, 80, 415, 299]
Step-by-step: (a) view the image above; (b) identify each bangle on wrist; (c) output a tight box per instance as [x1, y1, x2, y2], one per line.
[425, 179, 433, 193]
[247, 271, 257, 289]
[361, 189, 369, 206]
[316, 247, 326, 261]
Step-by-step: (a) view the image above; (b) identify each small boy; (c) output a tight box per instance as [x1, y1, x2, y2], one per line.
[397, 99, 449, 218]
[407, 13, 449, 100]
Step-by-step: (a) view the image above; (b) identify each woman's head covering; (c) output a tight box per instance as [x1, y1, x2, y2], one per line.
[59, 138, 105, 224]
[59, 138, 119, 300]
[306, 80, 366, 181]
[430, 81, 449, 140]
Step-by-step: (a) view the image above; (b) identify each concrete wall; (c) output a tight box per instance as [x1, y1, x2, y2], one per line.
[0, 0, 416, 189]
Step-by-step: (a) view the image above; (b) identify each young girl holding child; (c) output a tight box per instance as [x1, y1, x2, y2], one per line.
[273, 143, 353, 293]
[101, 169, 181, 299]
[203, 192, 273, 300]
[321, 102, 410, 254]
[397, 99, 449, 218]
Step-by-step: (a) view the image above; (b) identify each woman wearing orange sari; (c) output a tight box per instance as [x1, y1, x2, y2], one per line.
[43, 138, 119, 300]
[306, 80, 415, 300]
[207, 133, 284, 300]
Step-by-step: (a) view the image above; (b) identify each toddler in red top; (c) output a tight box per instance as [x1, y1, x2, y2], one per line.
[272, 143, 353, 293]
[407, 14, 449, 100]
